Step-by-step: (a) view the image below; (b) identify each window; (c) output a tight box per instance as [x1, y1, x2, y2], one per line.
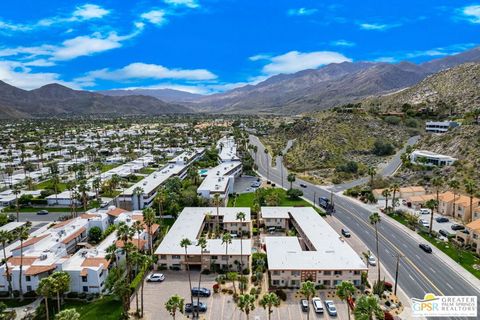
[82, 276, 88, 282]
[160, 255, 167, 260]
[211, 256, 218, 260]
[83, 286, 88, 292]
[25, 276, 31, 282]
[354, 270, 361, 275]
[221, 256, 228, 261]
[27, 285, 32, 292]
[273, 271, 280, 276]
[333, 280, 341, 286]
[353, 280, 361, 286]
[291, 271, 300, 277]
[290, 280, 299, 286]
[323, 280, 331, 286]
[272, 280, 280, 286]
[324, 270, 331, 275]
[334, 271, 342, 275]
[99, 270, 104, 278]
[172, 255, 180, 259]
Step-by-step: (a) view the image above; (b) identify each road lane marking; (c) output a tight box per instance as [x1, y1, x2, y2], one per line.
[446, 282, 454, 290]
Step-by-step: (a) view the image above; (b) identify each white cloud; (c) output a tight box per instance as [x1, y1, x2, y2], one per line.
[287, 8, 318, 16]
[73, 4, 110, 20]
[462, 5, 480, 23]
[141, 10, 168, 25]
[75, 62, 217, 87]
[0, 21, 31, 32]
[164, 0, 200, 9]
[374, 43, 477, 62]
[330, 40, 356, 47]
[359, 22, 400, 31]
[260, 50, 351, 75]
[249, 54, 271, 61]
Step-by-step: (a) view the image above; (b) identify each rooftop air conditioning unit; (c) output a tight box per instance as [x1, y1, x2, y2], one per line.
[40, 254, 47, 260]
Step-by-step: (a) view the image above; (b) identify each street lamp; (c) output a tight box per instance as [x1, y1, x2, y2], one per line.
[393, 252, 404, 296]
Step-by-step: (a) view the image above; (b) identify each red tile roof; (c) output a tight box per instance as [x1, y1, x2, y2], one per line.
[13, 235, 49, 251]
[60, 227, 86, 244]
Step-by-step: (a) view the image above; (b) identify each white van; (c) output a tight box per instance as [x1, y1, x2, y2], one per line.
[312, 297, 324, 313]
[419, 208, 430, 215]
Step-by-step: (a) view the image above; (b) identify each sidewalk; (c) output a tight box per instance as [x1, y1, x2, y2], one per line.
[337, 193, 480, 294]
[9, 298, 41, 320]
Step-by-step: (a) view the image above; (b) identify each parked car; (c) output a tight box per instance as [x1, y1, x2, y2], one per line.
[436, 217, 449, 223]
[191, 287, 211, 297]
[419, 243, 433, 253]
[368, 255, 377, 266]
[311, 297, 324, 313]
[146, 273, 165, 282]
[439, 229, 450, 238]
[341, 228, 351, 238]
[100, 201, 110, 208]
[267, 227, 276, 234]
[419, 208, 430, 215]
[251, 181, 261, 188]
[451, 224, 465, 231]
[185, 302, 207, 313]
[300, 299, 309, 312]
[299, 183, 307, 188]
[36, 210, 49, 215]
[324, 300, 337, 316]
[418, 219, 429, 228]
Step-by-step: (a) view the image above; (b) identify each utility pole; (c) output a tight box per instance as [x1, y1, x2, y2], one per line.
[393, 252, 404, 296]
[280, 156, 284, 188]
[313, 191, 316, 207]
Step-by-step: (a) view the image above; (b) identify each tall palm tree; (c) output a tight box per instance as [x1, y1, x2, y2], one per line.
[212, 193, 222, 236]
[180, 238, 194, 312]
[390, 183, 400, 212]
[51, 271, 70, 313]
[12, 185, 21, 222]
[448, 179, 460, 218]
[117, 223, 134, 282]
[353, 295, 384, 320]
[368, 167, 376, 188]
[259, 292, 280, 320]
[143, 207, 156, 255]
[139, 254, 153, 318]
[37, 277, 55, 320]
[222, 232, 232, 273]
[236, 212, 246, 281]
[264, 148, 269, 180]
[425, 199, 438, 234]
[369, 212, 381, 283]
[381, 189, 391, 213]
[237, 293, 256, 320]
[337, 281, 356, 320]
[196, 237, 207, 318]
[165, 294, 184, 320]
[0, 230, 13, 297]
[432, 177, 443, 215]
[17, 225, 30, 300]
[287, 173, 296, 190]
[252, 145, 258, 164]
[464, 179, 478, 223]
[300, 281, 316, 320]
[132, 220, 144, 251]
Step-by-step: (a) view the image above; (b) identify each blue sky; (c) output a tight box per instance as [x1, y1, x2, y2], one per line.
[0, 0, 479, 93]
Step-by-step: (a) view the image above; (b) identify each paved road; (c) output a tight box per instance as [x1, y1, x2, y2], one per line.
[250, 135, 479, 320]
[328, 135, 420, 192]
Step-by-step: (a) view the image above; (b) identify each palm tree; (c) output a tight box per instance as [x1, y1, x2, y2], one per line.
[259, 292, 280, 320]
[368, 166, 376, 188]
[0, 230, 13, 297]
[196, 237, 207, 318]
[432, 177, 443, 215]
[117, 223, 134, 282]
[464, 179, 478, 223]
[51, 271, 70, 312]
[252, 202, 260, 231]
[287, 173, 296, 190]
[448, 179, 460, 218]
[222, 232, 232, 273]
[180, 238, 194, 312]
[336, 281, 356, 320]
[12, 185, 21, 222]
[132, 220, 144, 251]
[139, 254, 153, 318]
[212, 193, 222, 235]
[143, 207, 156, 255]
[390, 183, 400, 212]
[353, 295, 384, 320]
[425, 199, 438, 234]
[369, 212, 381, 283]
[252, 145, 258, 164]
[237, 293, 256, 320]
[381, 188, 391, 213]
[51, 174, 60, 205]
[37, 277, 55, 320]
[132, 186, 144, 210]
[154, 189, 167, 217]
[17, 225, 30, 300]
[236, 211, 246, 282]
[55, 309, 80, 320]
[78, 180, 89, 212]
[264, 148, 269, 180]
[300, 281, 316, 320]
[165, 294, 184, 320]
[105, 243, 118, 267]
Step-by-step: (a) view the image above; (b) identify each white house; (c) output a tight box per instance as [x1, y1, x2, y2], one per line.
[410, 150, 457, 166]
[425, 121, 460, 133]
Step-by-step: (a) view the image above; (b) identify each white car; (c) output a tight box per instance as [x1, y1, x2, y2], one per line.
[311, 297, 324, 313]
[368, 255, 377, 266]
[419, 208, 430, 215]
[146, 273, 165, 282]
[324, 300, 337, 316]
[419, 219, 430, 228]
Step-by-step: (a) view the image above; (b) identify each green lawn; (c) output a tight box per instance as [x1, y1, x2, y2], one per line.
[101, 163, 120, 173]
[228, 188, 325, 215]
[419, 232, 480, 279]
[35, 179, 67, 192]
[62, 297, 122, 320]
[139, 167, 156, 175]
[0, 298, 35, 308]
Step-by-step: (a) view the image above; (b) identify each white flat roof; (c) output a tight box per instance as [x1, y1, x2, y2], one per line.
[411, 150, 457, 160]
[123, 163, 186, 195]
[264, 207, 367, 271]
[155, 207, 251, 256]
[261, 207, 291, 219]
[197, 162, 241, 193]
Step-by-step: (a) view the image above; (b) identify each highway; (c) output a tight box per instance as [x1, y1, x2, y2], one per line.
[249, 134, 480, 320]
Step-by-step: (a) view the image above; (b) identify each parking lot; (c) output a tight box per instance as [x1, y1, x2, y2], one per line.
[138, 271, 351, 320]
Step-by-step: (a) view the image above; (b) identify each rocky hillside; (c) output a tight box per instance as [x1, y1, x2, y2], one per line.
[99, 88, 203, 103]
[0, 82, 192, 119]
[364, 63, 480, 115]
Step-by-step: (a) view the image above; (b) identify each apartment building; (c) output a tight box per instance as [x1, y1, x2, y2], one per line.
[437, 191, 480, 222]
[425, 121, 460, 133]
[46, 190, 96, 206]
[217, 136, 240, 163]
[155, 207, 251, 271]
[456, 218, 480, 255]
[410, 150, 457, 166]
[262, 207, 367, 289]
[197, 162, 242, 203]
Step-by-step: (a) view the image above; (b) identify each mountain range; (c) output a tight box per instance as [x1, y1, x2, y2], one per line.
[1, 46, 479, 118]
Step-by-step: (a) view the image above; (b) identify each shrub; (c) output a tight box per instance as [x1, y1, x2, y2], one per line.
[336, 161, 358, 174]
[286, 188, 303, 200]
[213, 284, 219, 293]
[201, 269, 211, 275]
[250, 287, 257, 295]
[384, 116, 401, 125]
[78, 292, 87, 299]
[384, 281, 393, 291]
[372, 139, 395, 156]
[242, 268, 250, 275]
[67, 292, 78, 299]
[251, 275, 257, 283]
[275, 289, 287, 301]
[24, 291, 37, 298]
[227, 289, 233, 295]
